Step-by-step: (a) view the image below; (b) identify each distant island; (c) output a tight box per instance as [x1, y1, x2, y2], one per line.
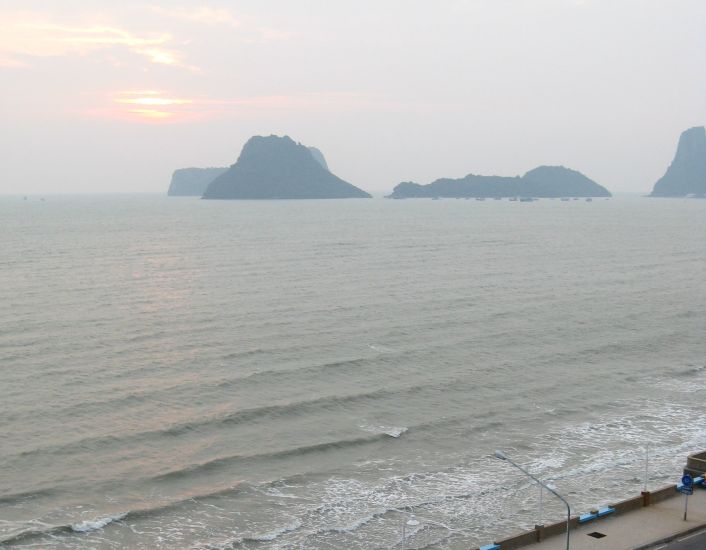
[202, 136, 371, 200]
[650, 126, 706, 197]
[307, 147, 328, 170]
[387, 166, 611, 199]
[167, 167, 228, 196]
[166, 146, 328, 197]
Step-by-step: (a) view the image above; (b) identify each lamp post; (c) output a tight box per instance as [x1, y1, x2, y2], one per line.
[401, 515, 420, 549]
[494, 450, 571, 550]
[643, 443, 649, 492]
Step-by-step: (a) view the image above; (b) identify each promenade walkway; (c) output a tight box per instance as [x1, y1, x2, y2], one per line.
[524, 489, 705, 550]
[479, 486, 706, 550]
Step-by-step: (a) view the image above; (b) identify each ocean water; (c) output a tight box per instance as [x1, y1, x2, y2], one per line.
[1, 194, 705, 549]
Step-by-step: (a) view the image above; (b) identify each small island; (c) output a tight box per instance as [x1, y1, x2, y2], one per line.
[307, 146, 328, 170]
[388, 166, 611, 199]
[167, 167, 228, 196]
[202, 136, 371, 200]
[650, 126, 706, 197]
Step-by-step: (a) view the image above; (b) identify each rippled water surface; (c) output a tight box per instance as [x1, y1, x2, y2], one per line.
[1, 195, 705, 549]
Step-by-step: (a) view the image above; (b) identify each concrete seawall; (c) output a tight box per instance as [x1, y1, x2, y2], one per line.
[475, 483, 690, 550]
[685, 450, 706, 477]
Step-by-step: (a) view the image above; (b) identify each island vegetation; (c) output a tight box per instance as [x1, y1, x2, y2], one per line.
[650, 126, 706, 197]
[202, 136, 371, 200]
[388, 166, 611, 199]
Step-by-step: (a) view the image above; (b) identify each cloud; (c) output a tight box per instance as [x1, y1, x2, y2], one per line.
[98, 90, 384, 124]
[125, 108, 175, 120]
[0, 10, 193, 69]
[0, 6, 291, 70]
[252, 26, 293, 42]
[31, 23, 169, 49]
[149, 6, 240, 27]
[0, 55, 27, 67]
[115, 92, 193, 107]
[150, 4, 291, 43]
[104, 90, 198, 122]
[131, 47, 182, 66]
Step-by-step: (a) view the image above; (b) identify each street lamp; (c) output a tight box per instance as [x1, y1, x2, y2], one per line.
[494, 450, 571, 550]
[401, 514, 420, 549]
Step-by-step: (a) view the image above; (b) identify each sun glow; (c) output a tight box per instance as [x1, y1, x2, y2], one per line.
[112, 90, 194, 122]
[128, 108, 174, 119]
[117, 96, 192, 106]
[132, 47, 180, 66]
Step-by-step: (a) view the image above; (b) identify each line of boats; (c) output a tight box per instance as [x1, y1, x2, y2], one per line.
[429, 196, 597, 201]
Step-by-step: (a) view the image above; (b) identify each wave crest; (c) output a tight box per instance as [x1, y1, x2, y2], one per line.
[71, 512, 127, 533]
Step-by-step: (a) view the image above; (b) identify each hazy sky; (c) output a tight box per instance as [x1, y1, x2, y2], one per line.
[1, 0, 705, 195]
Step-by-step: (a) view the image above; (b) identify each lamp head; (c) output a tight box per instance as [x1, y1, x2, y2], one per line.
[494, 450, 508, 460]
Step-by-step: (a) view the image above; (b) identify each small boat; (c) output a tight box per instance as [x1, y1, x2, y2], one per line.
[519, 197, 534, 202]
[585, 197, 592, 202]
[560, 197, 570, 201]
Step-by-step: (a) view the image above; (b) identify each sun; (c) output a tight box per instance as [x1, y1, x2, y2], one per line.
[113, 90, 194, 122]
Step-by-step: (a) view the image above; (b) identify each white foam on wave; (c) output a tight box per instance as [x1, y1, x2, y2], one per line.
[262, 487, 300, 499]
[534, 403, 557, 415]
[70, 512, 127, 533]
[525, 452, 569, 473]
[250, 518, 302, 541]
[324, 512, 379, 534]
[368, 344, 396, 353]
[178, 388, 706, 550]
[654, 376, 706, 393]
[293, 467, 491, 548]
[359, 424, 408, 438]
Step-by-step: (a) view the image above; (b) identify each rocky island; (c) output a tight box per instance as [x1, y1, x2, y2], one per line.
[307, 146, 328, 170]
[202, 136, 371, 200]
[167, 167, 227, 196]
[650, 126, 706, 197]
[388, 166, 611, 199]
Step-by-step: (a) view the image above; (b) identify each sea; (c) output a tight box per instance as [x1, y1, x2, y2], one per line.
[1, 194, 705, 549]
